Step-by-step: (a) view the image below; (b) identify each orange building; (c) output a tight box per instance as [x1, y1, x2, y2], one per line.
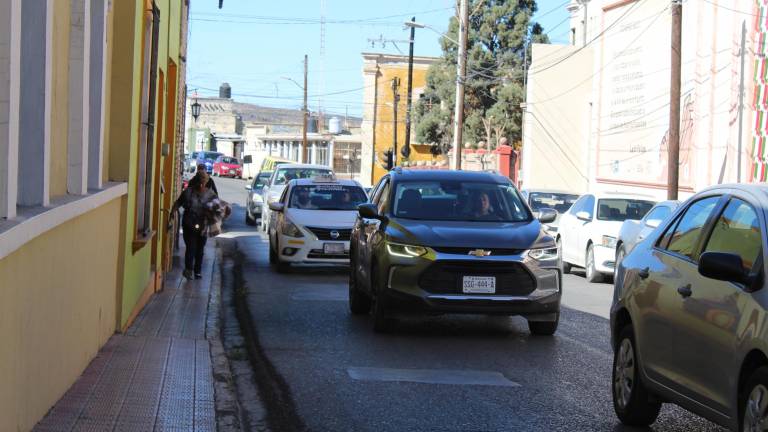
[360, 53, 441, 186]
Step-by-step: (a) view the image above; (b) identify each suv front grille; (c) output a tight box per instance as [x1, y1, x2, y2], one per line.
[431, 247, 524, 256]
[306, 227, 352, 241]
[419, 261, 536, 296]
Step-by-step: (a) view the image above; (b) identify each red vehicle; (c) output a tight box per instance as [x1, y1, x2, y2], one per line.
[212, 156, 242, 178]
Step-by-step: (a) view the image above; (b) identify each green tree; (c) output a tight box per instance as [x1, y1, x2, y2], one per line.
[414, 0, 549, 152]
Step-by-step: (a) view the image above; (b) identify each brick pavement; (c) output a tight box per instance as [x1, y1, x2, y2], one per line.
[33, 244, 220, 432]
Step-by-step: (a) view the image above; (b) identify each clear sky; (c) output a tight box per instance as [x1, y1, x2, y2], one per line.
[186, 0, 571, 117]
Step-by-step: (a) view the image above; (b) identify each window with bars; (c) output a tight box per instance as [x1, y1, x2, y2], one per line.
[135, 2, 159, 240]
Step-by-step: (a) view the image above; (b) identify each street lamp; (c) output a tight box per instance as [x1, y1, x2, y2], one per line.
[404, 21, 459, 45]
[191, 98, 201, 122]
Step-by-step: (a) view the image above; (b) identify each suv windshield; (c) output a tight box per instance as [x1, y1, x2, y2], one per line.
[274, 168, 332, 185]
[289, 185, 367, 210]
[393, 181, 530, 222]
[529, 192, 579, 213]
[597, 199, 655, 221]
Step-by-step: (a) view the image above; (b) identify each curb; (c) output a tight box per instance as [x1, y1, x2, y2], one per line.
[207, 243, 244, 431]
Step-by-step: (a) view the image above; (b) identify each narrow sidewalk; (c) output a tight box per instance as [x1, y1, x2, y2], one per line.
[33, 242, 228, 432]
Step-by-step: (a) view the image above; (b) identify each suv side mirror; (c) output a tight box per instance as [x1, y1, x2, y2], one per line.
[358, 203, 386, 221]
[576, 211, 591, 222]
[268, 202, 285, 212]
[537, 208, 557, 224]
[699, 252, 750, 285]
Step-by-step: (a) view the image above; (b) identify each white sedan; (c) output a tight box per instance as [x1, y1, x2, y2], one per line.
[267, 176, 368, 271]
[557, 193, 656, 282]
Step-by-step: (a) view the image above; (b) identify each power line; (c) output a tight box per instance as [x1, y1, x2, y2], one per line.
[698, 0, 761, 17]
[532, 0, 571, 21]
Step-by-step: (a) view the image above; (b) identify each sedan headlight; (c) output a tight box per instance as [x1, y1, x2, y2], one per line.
[528, 247, 559, 261]
[601, 235, 617, 249]
[281, 220, 304, 237]
[251, 193, 263, 203]
[387, 243, 427, 258]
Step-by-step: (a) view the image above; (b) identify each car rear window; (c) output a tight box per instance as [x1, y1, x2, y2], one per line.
[596, 199, 655, 221]
[274, 168, 333, 185]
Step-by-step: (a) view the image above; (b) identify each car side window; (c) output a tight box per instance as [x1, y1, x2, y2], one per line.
[703, 198, 762, 272]
[279, 186, 289, 204]
[376, 181, 392, 214]
[371, 177, 389, 205]
[569, 196, 586, 215]
[658, 196, 721, 261]
[644, 205, 671, 225]
[583, 195, 596, 218]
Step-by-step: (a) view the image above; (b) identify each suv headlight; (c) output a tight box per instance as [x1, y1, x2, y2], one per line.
[601, 235, 617, 248]
[282, 220, 304, 237]
[387, 243, 427, 258]
[528, 247, 559, 261]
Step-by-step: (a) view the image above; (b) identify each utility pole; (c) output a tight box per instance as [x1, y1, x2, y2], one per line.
[452, 0, 469, 170]
[667, 0, 682, 200]
[302, 54, 308, 163]
[581, 0, 590, 47]
[738, 21, 747, 183]
[392, 77, 401, 166]
[403, 16, 416, 160]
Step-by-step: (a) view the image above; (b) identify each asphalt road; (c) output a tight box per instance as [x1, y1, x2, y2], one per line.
[214, 177, 725, 432]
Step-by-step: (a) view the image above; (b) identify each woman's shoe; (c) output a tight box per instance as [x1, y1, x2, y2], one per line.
[195, 273, 203, 279]
[183, 269, 194, 280]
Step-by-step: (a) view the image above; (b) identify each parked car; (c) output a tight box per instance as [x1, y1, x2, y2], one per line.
[244, 171, 272, 226]
[348, 169, 560, 333]
[213, 156, 242, 178]
[611, 184, 765, 431]
[267, 176, 368, 271]
[261, 164, 334, 232]
[615, 200, 680, 270]
[521, 189, 580, 234]
[189, 151, 223, 174]
[557, 192, 655, 282]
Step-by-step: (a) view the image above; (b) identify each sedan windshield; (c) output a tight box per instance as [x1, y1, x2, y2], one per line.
[220, 157, 238, 164]
[597, 199, 655, 221]
[289, 185, 367, 210]
[393, 181, 530, 222]
[528, 192, 579, 213]
[274, 168, 332, 185]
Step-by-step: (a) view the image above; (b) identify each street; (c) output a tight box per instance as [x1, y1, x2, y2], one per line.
[213, 177, 724, 432]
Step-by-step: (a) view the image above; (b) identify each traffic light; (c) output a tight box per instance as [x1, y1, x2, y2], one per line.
[378, 149, 394, 170]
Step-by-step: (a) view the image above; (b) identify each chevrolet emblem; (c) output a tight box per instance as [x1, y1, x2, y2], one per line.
[468, 249, 491, 257]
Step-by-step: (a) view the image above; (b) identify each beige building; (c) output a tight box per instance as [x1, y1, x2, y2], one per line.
[360, 53, 440, 186]
[524, 0, 768, 199]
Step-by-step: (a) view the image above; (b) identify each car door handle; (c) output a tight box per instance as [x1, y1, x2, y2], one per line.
[638, 267, 650, 279]
[677, 284, 692, 298]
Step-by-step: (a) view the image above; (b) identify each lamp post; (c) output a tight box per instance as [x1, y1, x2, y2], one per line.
[402, 17, 418, 160]
[282, 59, 309, 163]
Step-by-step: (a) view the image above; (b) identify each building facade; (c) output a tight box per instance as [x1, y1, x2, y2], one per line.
[0, 1, 189, 430]
[360, 53, 440, 186]
[523, 0, 767, 199]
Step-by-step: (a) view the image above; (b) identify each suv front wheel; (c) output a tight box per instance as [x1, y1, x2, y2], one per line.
[612, 325, 661, 426]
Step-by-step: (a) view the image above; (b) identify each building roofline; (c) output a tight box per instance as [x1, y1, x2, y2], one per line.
[361, 52, 440, 65]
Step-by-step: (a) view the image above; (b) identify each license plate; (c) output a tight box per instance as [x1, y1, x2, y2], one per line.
[229, 169, 235, 174]
[462, 276, 496, 294]
[323, 243, 345, 255]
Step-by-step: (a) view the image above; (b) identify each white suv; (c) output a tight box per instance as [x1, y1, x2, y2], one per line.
[557, 193, 655, 282]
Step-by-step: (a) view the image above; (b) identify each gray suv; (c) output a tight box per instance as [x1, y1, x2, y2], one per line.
[611, 184, 766, 431]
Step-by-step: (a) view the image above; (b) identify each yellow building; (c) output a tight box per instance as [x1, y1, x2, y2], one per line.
[0, 1, 189, 430]
[360, 53, 440, 186]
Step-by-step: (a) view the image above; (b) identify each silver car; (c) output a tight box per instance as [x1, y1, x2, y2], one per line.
[521, 189, 580, 234]
[611, 184, 765, 431]
[615, 200, 679, 268]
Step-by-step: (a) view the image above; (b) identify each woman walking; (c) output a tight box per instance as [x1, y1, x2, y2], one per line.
[172, 172, 216, 279]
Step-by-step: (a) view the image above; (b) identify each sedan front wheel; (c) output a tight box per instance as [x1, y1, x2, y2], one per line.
[612, 325, 661, 426]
